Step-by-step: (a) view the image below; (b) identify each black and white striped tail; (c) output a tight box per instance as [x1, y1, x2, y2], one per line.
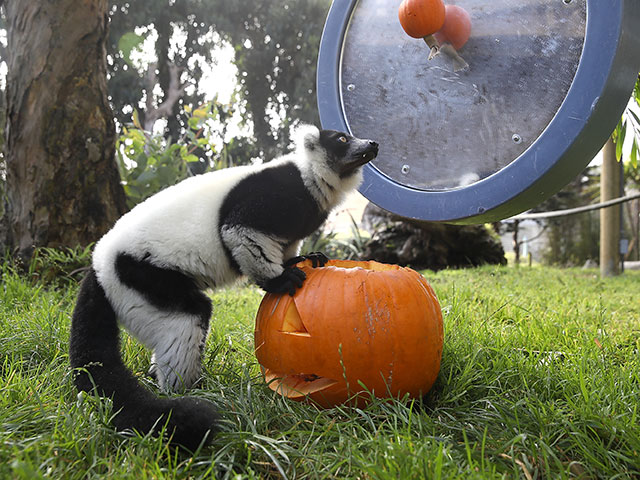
[69, 269, 219, 450]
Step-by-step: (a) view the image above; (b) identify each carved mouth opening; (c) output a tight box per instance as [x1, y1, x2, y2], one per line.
[262, 300, 338, 398]
[263, 369, 338, 399]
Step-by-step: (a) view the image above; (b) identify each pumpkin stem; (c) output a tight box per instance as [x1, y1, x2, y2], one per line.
[422, 34, 440, 60]
[440, 43, 469, 72]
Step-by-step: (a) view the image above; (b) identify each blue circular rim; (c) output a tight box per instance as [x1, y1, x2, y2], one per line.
[317, 0, 640, 223]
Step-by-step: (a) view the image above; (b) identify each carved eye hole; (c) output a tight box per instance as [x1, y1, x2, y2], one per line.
[338, 136, 348, 143]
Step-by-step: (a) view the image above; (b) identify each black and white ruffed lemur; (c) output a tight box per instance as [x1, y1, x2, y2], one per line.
[69, 125, 379, 450]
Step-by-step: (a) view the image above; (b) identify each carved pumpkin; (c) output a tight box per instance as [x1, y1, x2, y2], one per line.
[254, 260, 444, 407]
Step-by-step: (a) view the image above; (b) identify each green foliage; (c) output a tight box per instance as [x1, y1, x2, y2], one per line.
[625, 155, 640, 186]
[116, 127, 190, 208]
[613, 73, 640, 170]
[108, 1, 224, 140]
[107, 0, 330, 162]
[543, 213, 599, 267]
[116, 103, 223, 208]
[536, 166, 600, 266]
[620, 75, 640, 188]
[301, 215, 370, 260]
[2, 266, 640, 478]
[1, 246, 93, 287]
[26, 246, 93, 287]
[213, 0, 331, 157]
[116, 31, 145, 67]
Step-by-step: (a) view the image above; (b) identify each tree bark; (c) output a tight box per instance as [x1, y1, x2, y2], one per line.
[3, 0, 126, 261]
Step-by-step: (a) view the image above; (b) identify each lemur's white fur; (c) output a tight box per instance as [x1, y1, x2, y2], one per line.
[294, 126, 363, 210]
[70, 124, 378, 448]
[92, 168, 245, 389]
[88, 125, 375, 391]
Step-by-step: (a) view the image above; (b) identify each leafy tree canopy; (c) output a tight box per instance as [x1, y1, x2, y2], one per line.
[108, 0, 331, 163]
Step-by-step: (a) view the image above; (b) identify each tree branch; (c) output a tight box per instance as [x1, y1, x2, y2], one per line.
[143, 62, 186, 132]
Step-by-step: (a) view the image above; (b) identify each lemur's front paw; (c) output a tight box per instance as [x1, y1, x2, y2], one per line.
[284, 252, 329, 268]
[263, 267, 306, 296]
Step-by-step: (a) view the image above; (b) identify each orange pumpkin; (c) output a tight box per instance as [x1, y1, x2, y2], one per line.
[434, 5, 472, 71]
[398, 0, 446, 58]
[434, 5, 472, 50]
[254, 260, 444, 407]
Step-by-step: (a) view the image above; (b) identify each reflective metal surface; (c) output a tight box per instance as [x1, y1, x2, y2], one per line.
[317, 0, 640, 222]
[341, 0, 586, 190]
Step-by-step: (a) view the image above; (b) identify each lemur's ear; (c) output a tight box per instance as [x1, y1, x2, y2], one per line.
[294, 124, 320, 152]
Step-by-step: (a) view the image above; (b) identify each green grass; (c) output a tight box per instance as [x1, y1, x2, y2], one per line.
[1, 263, 639, 479]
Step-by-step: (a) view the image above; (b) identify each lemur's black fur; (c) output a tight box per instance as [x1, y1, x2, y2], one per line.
[219, 162, 327, 283]
[71, 271, 219, 450]
[69, 126, 378, 450]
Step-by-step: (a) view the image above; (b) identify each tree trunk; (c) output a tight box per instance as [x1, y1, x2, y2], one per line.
[3, 0, 127, 261]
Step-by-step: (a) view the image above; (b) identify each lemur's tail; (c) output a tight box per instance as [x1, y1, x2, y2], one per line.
[69, 268, 219, 450]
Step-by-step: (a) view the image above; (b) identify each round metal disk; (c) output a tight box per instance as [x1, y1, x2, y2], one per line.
[317, 0, 640, 223]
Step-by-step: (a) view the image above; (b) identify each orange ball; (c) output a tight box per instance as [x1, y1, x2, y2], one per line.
[254, 260, 444, 407]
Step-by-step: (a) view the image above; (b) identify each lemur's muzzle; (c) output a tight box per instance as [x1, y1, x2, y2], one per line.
[338, 138, 379, 177]
[360, 140, 379, 163]
[351, 140, 379, 167]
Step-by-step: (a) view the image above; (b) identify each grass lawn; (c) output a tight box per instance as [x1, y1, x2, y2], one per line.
[1, 263, 639, 479]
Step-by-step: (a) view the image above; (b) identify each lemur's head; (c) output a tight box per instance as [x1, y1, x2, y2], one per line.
[297, 125, 379, 179]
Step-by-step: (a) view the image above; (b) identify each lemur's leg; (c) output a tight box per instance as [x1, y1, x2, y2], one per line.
[140, 310, 209, 392]
[114, 253, 211, 392]
[220, 225, 305, 295]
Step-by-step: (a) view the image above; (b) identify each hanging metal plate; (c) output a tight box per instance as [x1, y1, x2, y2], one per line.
[317, 0, 640, 223]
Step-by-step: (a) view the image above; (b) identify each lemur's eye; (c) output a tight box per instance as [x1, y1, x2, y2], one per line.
[338, 136, 348, 143]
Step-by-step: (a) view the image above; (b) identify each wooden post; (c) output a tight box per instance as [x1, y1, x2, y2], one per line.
[512, 220, 520, 265]
[600, 137, 621, 276]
